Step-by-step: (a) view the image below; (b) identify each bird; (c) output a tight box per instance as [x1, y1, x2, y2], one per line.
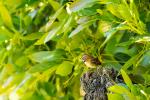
[82, 54, 101, 68]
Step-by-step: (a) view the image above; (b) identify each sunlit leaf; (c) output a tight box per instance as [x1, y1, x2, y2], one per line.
[106, 3, 122, 19]
[130, 0, 139, 20]
[22, 32, 43, 40]
[0, 26, 13, 37]
[44, 18, 68, 43]
[48, 0, 61, 11]
[121, 69, 132, 88]
[108, 85, 129, 94]
[0, 1, 14, 29]
[135, 36, 150, 43]
[68, 0, 99, 13]
[118, 4, 132, 21]
[29, 61, 60, 73]
[28, 49, 66, 63]
[56, 61, 73, 76]
[108, 93, 124, 100]
[69, 19, 96, 38]
[4, 0, 23, 11]
[42, 6, 64, 32]
[15, 56, 28, 67]
[108, 85, 136, 100]
[36, 16, 69, 45]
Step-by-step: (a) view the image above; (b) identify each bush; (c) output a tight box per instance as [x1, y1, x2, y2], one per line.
[0, 0, 150, 100]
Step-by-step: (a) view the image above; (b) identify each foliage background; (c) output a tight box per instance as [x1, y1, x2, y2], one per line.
[0, 0, 150, 100]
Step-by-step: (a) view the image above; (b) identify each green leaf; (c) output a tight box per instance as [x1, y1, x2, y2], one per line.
[42, 6, 64, 32]
[56, 61, 73, 76]
[140, 52, 150, 67]
[22, 32, 43, 40]
[48, 0, 61, 11]
[118, 4, 132, 21]
[122, 51, 143, 70]
[34, 33, 48, 45]
[15, 56, 28, 67]
[0, 26, 13, 44]
[36, 17, 69, 45]
[100, 0, 120, 4]
[99, 23, 125, 50]
[130, 85, 139, 95]
[39, 82, 57, 96]
[114, 52, 131, 63]
[21, 92, 45, 100]
[29, 61, 59, 73]
[28, 49, 66, 63]
[69, 19, 96, 38]
[0, 1, 14, 29]
[108, 85, 129, 94]
[121, 69, 132, 88]
[108, 85, 136, 100]
[78, 5, 99, 16]
[3, 0, 23, 10]
[68, 0, 99, 13]
[108, 94, 124, 100]
[105, 38, 117, 54]
[0, 26, 13, 37]
[62, 14, 74, 34]
[130, 0, 139, 20]
[29, 51, 53, 63]
[44, 18, 68, 43]
[106, 3, 122, 19]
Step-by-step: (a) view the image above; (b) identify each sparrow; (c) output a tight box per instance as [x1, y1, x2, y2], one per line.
[82, 54, 101, 68]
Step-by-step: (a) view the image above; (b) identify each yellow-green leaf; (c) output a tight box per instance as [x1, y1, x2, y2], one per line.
[48, 0, 61, 11]
[43, 6, 64, 32]
[121, 69, 132, 88]
[69, 19, 96, 38]
[56, 61, 73, 76]
[107, 4, 122, 19]
[0, 1, 14, 29]
[108, 93, 124, 100]
[118, 4, 132, 21]
[108, 85, 136, 100]
[69, 0, 98, 13]
[108, 85, 129, 94]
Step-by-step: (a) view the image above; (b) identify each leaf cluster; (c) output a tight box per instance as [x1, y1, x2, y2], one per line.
[0, 0, 150, 100]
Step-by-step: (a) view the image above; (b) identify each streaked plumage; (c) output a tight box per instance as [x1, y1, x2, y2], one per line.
[82, 54, 101, 68]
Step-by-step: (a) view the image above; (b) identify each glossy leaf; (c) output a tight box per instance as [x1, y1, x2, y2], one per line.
[68, 0, 99, 13]
[28, 49, 66, 63]
[130, 0, 139, 20]
[36, 17, 69, 45]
